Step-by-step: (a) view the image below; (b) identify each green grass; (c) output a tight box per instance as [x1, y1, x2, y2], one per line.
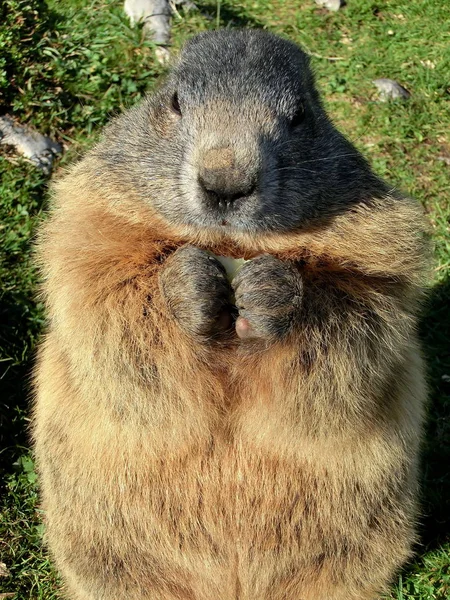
[1, 0, 449, 598]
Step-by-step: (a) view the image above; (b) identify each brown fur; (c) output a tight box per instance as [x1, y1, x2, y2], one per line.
[32, 150, 428, 600]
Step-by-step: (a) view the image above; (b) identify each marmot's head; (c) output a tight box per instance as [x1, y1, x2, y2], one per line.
[96, 29, 386, 233]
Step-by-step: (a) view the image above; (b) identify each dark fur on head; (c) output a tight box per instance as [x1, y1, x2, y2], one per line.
[95, 29, 387, 233]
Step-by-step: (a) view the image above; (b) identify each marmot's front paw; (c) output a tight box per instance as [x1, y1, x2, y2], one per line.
[159, 245, 234, 340]
[232, 255, 303, 343]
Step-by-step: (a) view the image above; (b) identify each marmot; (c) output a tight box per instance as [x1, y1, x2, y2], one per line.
[33, 29, 428, 600]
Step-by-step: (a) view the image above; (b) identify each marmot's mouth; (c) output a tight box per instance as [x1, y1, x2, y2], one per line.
[200, 185, 258, 217]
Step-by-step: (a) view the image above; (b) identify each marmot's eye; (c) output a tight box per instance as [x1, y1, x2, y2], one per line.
[290, 104, 305, 128]
[171, 92, 182, 116]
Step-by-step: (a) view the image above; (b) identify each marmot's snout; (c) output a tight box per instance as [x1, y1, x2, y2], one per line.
[197, 145, 258, 209]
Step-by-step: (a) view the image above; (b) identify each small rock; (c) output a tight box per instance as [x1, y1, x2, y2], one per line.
[341, 33, 352, 45]
[0, 563, 10, 578]
[155, 46, 171, 65]
[0, 115, 62, 174]
[420, 59, 436, 69]
[372, 78, 411, 101]
[124, 0, 171, 42]
[315, 0, 344, 11]
[174, 0, 197, 10]
[124, 0, 172, 64]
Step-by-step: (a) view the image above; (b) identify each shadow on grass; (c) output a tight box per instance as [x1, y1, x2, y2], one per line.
[201, 2, 264, 29]
[0, 287, 42, 475]
[0, 162, 47, 479]
[419, 274, 450, 549]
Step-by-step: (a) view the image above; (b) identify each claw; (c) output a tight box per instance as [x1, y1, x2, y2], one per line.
[235, 316, 253, 340]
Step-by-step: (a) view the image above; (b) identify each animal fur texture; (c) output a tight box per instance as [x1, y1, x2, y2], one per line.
[33, 30, 428, 600]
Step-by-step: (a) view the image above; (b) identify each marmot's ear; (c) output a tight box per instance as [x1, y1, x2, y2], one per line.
[290, 103, 306, 129]
[170, 92, 182, 117]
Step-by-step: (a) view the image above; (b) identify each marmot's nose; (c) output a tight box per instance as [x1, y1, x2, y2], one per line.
[198, 172, 256, 206]
[198, 147, 256, 207]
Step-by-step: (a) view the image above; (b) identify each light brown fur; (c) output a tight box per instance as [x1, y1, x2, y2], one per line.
[33, 151, 428, 600]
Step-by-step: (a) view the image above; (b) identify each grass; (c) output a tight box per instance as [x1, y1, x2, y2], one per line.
[0, 0, 449, 598]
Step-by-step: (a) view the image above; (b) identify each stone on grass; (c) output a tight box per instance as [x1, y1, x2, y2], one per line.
[0, 115, 62, 175]
[372, 78, 411, 101]
[124, 0, 171, 44]
[315, 0, 344, 11]
[155, 46, 171, 65]
[124, 0, 197, 64]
